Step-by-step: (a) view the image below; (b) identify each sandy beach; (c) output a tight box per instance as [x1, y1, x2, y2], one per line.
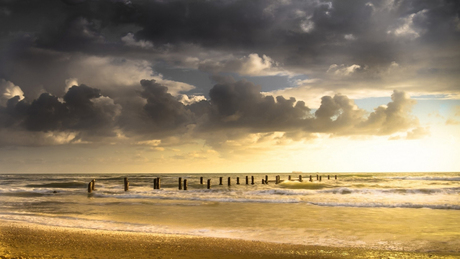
[0, 220, 457, 259]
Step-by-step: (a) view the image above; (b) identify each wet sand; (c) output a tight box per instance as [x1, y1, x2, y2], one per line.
[0, 221, 457, 259]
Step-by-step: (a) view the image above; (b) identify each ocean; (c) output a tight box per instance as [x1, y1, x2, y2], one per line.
[0, 172, 459, 253]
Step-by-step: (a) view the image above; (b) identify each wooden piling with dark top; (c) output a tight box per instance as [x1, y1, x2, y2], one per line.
[207, 179, 211, 189]
[288, 175, 291, 180]
[184, 179, 188, 190]
[228, 177, 231, 186]
[236, 177, 240, 184]
[310, 175, 312, 182]
[157, 177, 161, 189]
[299, 175, 303, 182]
[335, 175, 337, 180]
[262, 179, 265, 184]
[124, 177, 129, 191]
[246, 176, 249, 185]
[251, 176, 254, 185]
[88, 181, 93, 193]
[328, 175, 330, 180]
[153, 178, 157, 189]
[219, 177, 223, 185]
[200, 177, 203, 184]
[178, 177, 182, 190]
[319, 176, 322, 182]
[91, 179, 95, 190]
[316, 174, 319, 180]
[265, 175, 268, 183]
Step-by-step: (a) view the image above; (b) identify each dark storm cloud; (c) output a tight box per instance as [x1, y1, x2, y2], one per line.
[1, 0, 459, 84]
[140, 79, 192, 129]
[2, 84, 120, 139]
[0, 0, 452, 147]
[0, 78, 420, 146]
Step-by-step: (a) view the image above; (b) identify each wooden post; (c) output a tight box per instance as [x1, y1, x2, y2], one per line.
[251, 176, 254, 185]
[265, 175, 268, 183]
[328, 175, 330, 180]
[219, 177, 223, 185]
[310, 175, 312, 182]
[124, 177, 129, 191]
[184, 179, 188, 190]
[200, 177, 203, 185]
[228, 177, 231, 186]
[262, 179, 265, 184]
[91, 179, 95, 190]
[153, 178, 157, 190]
[207, 179, 211, 189]
[319, 176, 322, 182]
[288, 175, 291, 180]
[157, 177, 161, 189]
[335, 175, 337, 180]
[178, 177, 182, 190]
[299, 175, 303, 182]
[236, 177, 240, 185]
[316, 174, 319, 180]
[275, 175, 278, 184]
[88, 181, 93, 193]
[246, 176, 249, 185]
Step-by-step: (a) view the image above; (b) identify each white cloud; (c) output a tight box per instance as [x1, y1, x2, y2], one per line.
[327, 64, 362, 76]
[198, 53, 289, 76]
[68, 55, 195, 95]
[300, 18, 315, 33]
[389, 9, 428, 39]
[121, 33, 154, 49]
[344, 34, 356, 41]
[178, 94, 207, 105]
[0, 79, 24, 106]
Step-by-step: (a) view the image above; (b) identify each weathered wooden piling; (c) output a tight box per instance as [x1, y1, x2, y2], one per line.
[153, 178, 157, 189]
[262, 179, 265, 184]
[310, 175, 312, 182]
[207, 179, 211, 189]
[124, 177, 129, 191]
[319, 176, 322, 182]
[299, 175, 303, 182]
[184, 179, 188, 190]
[91, 179, 95, 190]
[236, 177, 240, 185]
[200, 177, 203, 184]
[316, 174, 319, 180]
[275, 175, 279, 184]
[288, 175, 291, 180]
[178, 177, 182, 190]
[88, 181, 93, 193]
[335, 175, 337, 180]
[328, 175, 330, 180]
[251, 176, 254, 185]
[228, 177, 231, 186]
[265, 175, 268, 183]
[246, 176, 249, 185]
[219, 177, 223, 185]
[157, 177, 161, 189]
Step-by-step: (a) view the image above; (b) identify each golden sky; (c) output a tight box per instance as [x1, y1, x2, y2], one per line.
[0, 0, 459, 173]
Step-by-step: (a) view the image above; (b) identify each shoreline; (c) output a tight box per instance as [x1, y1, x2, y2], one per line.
[1, 220, 458, 259]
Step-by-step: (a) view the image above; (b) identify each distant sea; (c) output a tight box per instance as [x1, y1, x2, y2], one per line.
[1, 172, 459, 253]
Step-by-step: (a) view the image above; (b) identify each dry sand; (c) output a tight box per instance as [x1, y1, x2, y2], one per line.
[0, 220, 458, 259]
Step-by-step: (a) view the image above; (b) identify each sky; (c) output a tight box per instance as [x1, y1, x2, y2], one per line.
[0, 0, 459, 173]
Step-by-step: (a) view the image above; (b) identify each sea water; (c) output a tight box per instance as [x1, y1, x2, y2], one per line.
[0, 172, 459, 253]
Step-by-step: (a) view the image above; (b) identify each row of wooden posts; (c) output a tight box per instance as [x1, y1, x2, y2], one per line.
[88, 175, 338, 193]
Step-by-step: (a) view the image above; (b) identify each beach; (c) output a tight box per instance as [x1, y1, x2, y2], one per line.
[1, 172, 460, 258]
[1, 220, 458, 259]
